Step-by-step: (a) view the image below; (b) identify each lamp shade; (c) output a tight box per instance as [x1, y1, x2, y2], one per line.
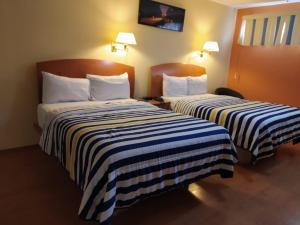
[203, 41, 219, 52]
[116, 32, 137, 45]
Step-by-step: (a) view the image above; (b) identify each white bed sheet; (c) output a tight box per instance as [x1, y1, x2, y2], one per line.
[37, 99, 138, 129]
[162, 94, 217, 109]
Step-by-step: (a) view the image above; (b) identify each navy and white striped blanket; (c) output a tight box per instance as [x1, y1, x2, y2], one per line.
[170, 94, 300, 161]
[40, 101, 237, 225]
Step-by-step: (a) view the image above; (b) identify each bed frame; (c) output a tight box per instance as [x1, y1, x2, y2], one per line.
[150, 63, 206, 97]
[37, 59, 135, 103]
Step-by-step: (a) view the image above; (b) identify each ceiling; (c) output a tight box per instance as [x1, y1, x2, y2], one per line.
[211, 0, 300, 8]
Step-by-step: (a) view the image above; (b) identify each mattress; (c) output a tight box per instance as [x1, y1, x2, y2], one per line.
[37, 99, 138, 129]
[39, 100, 237, 225]
[164, 94, 300, 161]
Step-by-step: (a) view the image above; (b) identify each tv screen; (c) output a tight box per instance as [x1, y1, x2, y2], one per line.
[138, 0, 185, 32]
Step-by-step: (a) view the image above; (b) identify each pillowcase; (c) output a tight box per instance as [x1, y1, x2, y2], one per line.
[42, 72, 90, 104]
[187, 74, 208, 95]
[163, 73, 188, 97]
[87, 72, 128, 81]
[87, 72, 130, 101]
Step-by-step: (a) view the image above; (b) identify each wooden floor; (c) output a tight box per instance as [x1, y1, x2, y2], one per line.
[1, 144, 300, 225]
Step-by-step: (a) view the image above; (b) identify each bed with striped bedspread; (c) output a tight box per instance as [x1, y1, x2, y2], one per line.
[40, 101, 237, 225]
[171, 94, 300, 161]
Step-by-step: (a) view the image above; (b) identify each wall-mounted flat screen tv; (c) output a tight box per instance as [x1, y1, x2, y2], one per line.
[138, 0, 185, 32]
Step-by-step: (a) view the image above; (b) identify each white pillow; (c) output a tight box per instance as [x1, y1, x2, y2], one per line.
[87, 72, 130, 101]
[87, 72, 128, 81]
[188, 75, 208, 95]
[163, 73, 188, 97]
[42, 72, 90, 104]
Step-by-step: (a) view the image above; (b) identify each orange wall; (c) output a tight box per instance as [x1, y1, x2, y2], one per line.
[227, 3, 300, 108]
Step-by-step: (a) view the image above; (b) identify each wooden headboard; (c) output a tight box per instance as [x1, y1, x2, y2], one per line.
[37, 59, 135, 102]
[150, 63, 206, 97]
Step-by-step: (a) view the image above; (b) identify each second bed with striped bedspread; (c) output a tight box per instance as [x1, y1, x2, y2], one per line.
[172, 94, 300, 161]
[40, 101, 237, 225]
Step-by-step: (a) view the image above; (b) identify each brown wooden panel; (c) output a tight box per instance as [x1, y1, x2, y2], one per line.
[37, 59, 135, 102]
[227, 4, 300, 108]
[150, 63, 206, 97]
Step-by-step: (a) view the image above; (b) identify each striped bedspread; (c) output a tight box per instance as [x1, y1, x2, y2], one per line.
[40, 101, 237, 225]
[172, 94, 300, 161]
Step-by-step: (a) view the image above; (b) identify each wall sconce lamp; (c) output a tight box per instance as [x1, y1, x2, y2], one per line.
[199, 41, 219, 57]
[111, 32, 137, 56]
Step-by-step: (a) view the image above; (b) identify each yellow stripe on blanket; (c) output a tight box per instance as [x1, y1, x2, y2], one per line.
[209, 102, 267, 126]
[65, 113, 188, 179]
